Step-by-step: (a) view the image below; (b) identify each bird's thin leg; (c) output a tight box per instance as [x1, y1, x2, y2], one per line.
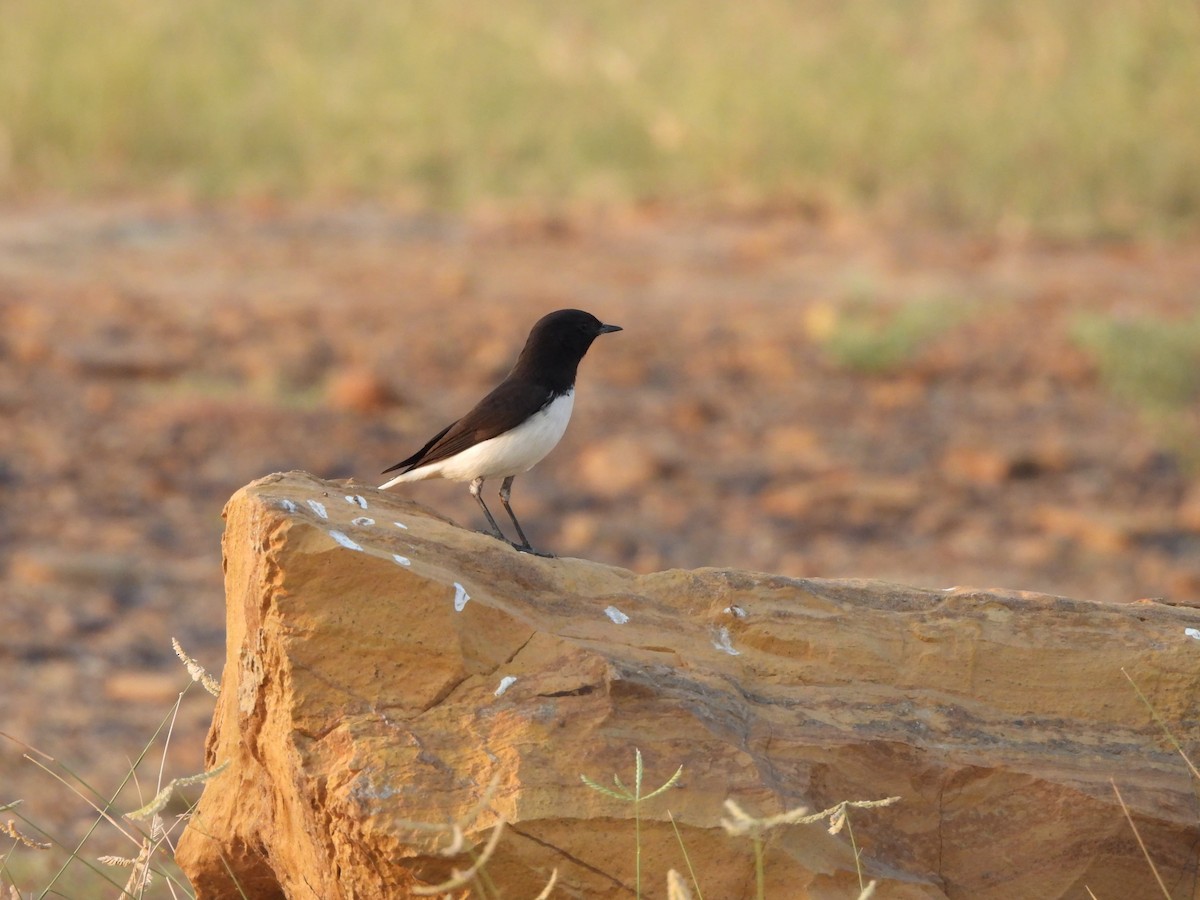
[469, 477, 507, 541]
[498, 476, 532, 549]
[499, 476, 552, 556]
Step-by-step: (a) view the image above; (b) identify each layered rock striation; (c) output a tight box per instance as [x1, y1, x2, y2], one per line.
[177, 471, 1200, 899]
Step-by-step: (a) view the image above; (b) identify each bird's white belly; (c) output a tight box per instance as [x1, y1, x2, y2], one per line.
[431, 390, 574, 482]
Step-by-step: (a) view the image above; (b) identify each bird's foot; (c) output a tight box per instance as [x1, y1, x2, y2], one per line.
[513, 542, 555, 558]
[473, 528, 553, 557]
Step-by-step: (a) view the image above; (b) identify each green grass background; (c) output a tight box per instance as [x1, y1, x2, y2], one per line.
[2, 0, 1200, 233]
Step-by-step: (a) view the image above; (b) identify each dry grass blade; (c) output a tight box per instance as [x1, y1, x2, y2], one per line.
[456, 774, 502, 831]
[667, 809, 704, 900]
[0, 731, 53, 762]
[21, 753, 138, 845]
[1110, 780, 1172, 899]
[856, 881, 877, 900]
[435, 824, 465, 858]
[410, 819, 506, 896]
[1121, 667, 1200, 782]
[532, 867, 558, 900]
[390, 773, 508, 896]
[9, 689, 204, 898]
[393, 773, 503, 860]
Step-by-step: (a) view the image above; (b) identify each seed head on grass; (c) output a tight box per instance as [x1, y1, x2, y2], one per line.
[99, 836, 154, 894]
[719, 799, 810, 837]
[722, 796, 899, 900]
[172, 637, 221, 697]
[581, 749, 683, 899]
[720, 795, 900, 838]
[125, 760, 230, 821]
[2, 818, 50, 850]
[579, 747, 683, 802]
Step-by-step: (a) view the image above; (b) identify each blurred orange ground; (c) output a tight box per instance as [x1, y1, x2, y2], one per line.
[1, 201, 1198, 846]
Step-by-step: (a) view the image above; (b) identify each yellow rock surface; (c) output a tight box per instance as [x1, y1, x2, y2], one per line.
[177, 471, 1200, 899]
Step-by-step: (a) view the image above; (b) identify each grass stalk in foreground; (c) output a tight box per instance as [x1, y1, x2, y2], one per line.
[581, 748, 684, 899]
[395, 773, 557, 898]
[1122, 667, 1200, 783]
[0, 639, 227, 899]
[2, 697, 188, 899]
[1101, 666, 1200, 899]
[666, 810, 704, 900]
[1110, 780, 1172, 900]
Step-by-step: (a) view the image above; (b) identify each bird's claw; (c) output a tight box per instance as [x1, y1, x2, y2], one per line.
[513, 543, 555, 558]
[475, 529, 553, 557]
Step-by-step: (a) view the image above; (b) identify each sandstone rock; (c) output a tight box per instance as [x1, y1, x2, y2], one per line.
[177, 471, 1200, 899]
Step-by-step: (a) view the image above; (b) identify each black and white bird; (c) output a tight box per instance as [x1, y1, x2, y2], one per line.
[380, 309, 622, 555]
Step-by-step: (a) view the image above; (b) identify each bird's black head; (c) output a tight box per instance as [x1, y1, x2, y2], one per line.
[513, 308, 622, 391]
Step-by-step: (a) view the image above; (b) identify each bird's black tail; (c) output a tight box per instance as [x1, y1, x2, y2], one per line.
[381, 421, 455, 474]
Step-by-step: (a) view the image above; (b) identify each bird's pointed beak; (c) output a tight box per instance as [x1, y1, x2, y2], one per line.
[598, 323, 623, 334]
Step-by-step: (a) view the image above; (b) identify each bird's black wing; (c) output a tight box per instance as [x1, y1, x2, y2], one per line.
[382, 379, 552, 475]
